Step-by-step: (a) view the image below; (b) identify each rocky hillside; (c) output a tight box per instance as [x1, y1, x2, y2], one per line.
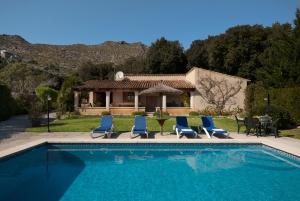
[0, 34, 148, 73]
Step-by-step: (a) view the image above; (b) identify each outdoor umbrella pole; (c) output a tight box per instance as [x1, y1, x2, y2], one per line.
[160, 92, 162, 118]
[139, 83, 183, 136]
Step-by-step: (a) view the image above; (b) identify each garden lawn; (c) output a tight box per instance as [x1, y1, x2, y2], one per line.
[26, 116, 237, 133]
[279, 128, 300, 139]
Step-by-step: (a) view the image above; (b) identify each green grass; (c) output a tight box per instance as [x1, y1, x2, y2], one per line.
[26, 116, 300, 139]
[279, 128, 300, 139]
[26, 116, 237, 133]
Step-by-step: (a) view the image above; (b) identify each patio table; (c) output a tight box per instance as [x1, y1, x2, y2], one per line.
[258, 115, 272, 136]
[156, 117, 169, 135]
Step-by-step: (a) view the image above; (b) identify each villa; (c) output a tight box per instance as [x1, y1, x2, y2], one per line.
[74, 67, 249, 115]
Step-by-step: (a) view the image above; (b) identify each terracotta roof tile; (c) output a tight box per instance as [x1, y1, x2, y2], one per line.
[75, 79, 195, 90]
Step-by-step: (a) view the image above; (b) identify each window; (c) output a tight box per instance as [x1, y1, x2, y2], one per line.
[123, 92, 135, 102]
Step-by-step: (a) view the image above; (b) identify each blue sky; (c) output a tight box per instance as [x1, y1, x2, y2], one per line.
[0, 0, 299, 48]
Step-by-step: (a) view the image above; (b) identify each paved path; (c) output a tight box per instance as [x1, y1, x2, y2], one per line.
[0, 115, 31, 141]
[0, 113, 57, 142]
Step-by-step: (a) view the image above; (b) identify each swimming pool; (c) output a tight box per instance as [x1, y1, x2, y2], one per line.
[0, 143, 299, 201]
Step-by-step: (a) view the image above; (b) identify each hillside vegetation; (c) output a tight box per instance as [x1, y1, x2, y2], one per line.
[0, 35, 147, 73]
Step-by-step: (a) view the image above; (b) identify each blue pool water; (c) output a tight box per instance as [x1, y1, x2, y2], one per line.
[0, 143, 300, 201]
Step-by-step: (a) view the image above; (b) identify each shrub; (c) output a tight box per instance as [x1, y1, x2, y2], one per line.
[153, 111, 170, 117]
[35, 85, 58, 109]
[131, 111, 146, 116]
[189, 111, 200, 116]
[28, 96, 44, 127]
[220, 110, 233, 116]
[101, 111, 111, 116]
[0, 84, 16, 121]
[254, 105, 294, 129]
[199, 106, 217, 116]
[14, 97, 29, 115]
[245, 83, 300, 124]
[63, 112, 81, 119]
[232, 107, 243, 115]
[180, 92, 190, 107]
[57, 76, 81, 115]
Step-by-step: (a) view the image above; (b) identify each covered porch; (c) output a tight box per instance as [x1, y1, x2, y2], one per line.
[74, 79, 196, 116]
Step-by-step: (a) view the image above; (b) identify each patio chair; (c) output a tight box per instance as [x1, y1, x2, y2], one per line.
[244, 117, 260, 137]
[269, 118, 279, 138]
[235, 115, 245, 133]
[200, 116, 229, 138]
[258, 115, 271, 135]
[259, 116, 279, 138]
[175, 116, 197, 139]
[131, 115, 148, 138]
[91, 115, 114, 138]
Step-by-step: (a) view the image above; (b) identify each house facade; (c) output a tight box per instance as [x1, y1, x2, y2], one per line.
[74, 67, 249, 115]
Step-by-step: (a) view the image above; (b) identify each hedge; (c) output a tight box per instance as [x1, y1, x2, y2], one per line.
[245, 83, 300, 125]
[0, 84, 16, 121]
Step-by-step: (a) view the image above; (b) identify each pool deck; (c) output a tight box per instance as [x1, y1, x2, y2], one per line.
[0, 132, 300, 158]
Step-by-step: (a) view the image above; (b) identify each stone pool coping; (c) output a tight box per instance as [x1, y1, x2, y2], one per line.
[1, 133, 300, 159]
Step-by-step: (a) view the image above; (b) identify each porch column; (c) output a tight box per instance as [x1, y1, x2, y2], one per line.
[190, 91, 195, 110]
[162, 95, 167, 112]
[74, 91, 79, 108]
[134, 91, 139, 111]
[89, 91, 94, 106]
[105, 91, 110, 110]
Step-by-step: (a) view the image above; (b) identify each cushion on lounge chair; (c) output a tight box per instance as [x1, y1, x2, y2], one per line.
[176, 116, 196, 136]
[201, 116, 216, 132]
[201, 116, 228, 136]
[133, 116, 147, 133]
[212, 128, 226, 132]
[93, 115, 112, 133]
[180, 128, 195, 134]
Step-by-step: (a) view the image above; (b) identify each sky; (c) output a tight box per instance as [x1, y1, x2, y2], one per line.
[0, 0, 299, 48]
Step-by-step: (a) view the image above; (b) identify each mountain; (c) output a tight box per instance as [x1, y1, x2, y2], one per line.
[0, 34, 148, 73]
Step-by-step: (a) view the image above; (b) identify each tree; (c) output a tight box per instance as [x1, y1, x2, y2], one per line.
[292, 8, 300, 86]
[57, 76, 81, 115]
[0, 84, 16, 121]
[186, 40, 209, 69]
[77, 62, 114, 81]
[257, 23, 294, 87]
[294, 8, 300, 38]
[145, 37, 187, 74]
[35, 85, 58, 109]
[116, 56, 146, 73]
[207, 36, 228, 72]
[196, 77, 242, 115]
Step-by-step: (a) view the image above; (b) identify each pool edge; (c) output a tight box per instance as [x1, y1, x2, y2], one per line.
[1, 139, 299, 159]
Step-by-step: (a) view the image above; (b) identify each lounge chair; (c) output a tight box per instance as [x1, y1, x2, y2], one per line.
[131, 115, 148, 138]
[91, 115, 114, 138]
[200, 116, 229, 138]
[175, 116, 197, 139]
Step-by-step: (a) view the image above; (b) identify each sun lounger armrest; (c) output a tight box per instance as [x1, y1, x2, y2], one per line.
[202, 127, 211, 139]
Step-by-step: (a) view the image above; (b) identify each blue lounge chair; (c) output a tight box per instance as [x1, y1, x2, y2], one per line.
[175, 116, 197, 139]
[131, 115, 148, 138]
[200, 116, 229, 138]
[91, 115, 114, 138]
